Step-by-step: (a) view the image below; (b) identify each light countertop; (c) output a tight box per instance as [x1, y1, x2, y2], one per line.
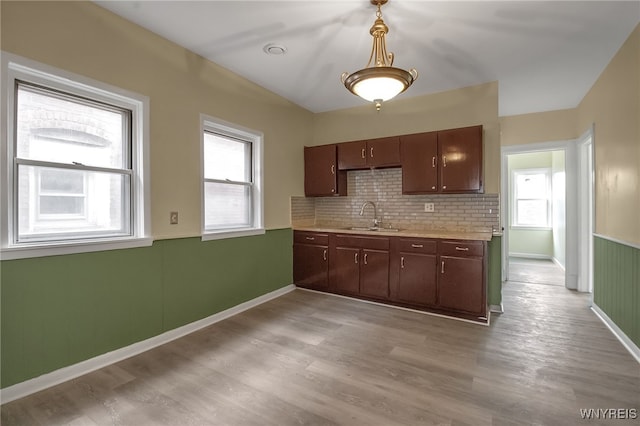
[293, 225, 494, 241]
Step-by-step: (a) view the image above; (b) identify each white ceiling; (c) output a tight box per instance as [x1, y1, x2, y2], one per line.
[95, 1, 640, 116]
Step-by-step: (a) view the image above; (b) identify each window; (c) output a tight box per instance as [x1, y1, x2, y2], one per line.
[512, 168, 551, 228]
[1, 53, 150, 259]
[201, 115, 263, 240]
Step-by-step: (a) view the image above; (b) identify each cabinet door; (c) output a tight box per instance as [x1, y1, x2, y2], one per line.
[293, 244, 328, 291]
[438, 255, 484, 315]
[359, 249, 390, 299]
[334, 247, 361, 295]
[367, 137, 401, 168]
[400, 132, 438, 194]
[304, 145, 343, 196]
[397, 252, 437, 306]
[438, 126, 483, 193]
[338, 141, 367, 170]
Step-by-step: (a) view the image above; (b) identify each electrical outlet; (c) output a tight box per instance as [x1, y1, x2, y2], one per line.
[170, 211, 179, 224]
[424, 203, 435, 213]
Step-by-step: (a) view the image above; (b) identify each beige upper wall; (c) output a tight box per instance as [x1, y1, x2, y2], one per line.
[498, 24, 639, 245]
[430, 23, 640, 247]
[1, 1, 312, 237]
[578, 24, 640, 244]
[312, 81, 501, 193]
[500, 109, 577, 146]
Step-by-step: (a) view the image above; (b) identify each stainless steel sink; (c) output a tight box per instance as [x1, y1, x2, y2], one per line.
[348, 226, 401, 232]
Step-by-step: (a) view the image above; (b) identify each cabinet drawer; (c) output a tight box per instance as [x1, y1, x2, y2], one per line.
[335, 234, 389, 250]
[294, 231, 329, 245]
[439, 240, 484, 257]
[397, 238, 437, 254]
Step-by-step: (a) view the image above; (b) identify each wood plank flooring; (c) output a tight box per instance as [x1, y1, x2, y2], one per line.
[508, 257, 565, 286]
[2, 282, 638, 425]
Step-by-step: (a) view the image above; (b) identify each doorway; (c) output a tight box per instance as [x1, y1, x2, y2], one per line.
[500, 137, 592, 297]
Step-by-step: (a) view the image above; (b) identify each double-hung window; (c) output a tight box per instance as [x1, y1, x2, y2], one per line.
[512, 168, 551, 228]
[201, 115, 263, 240]
[1, 53, 150, 259]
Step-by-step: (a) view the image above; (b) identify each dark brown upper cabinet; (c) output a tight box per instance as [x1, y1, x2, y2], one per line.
[438, 125, 483, 193]
[400, 125, 483, 194]
[400, 131, 438, 194]
[337, 136, 400, 170]
[304, 145, 346, 197]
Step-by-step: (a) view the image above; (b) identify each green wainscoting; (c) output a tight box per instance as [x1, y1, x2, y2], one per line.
[593, 236, 640, 348]
[488, 236, 502, 308]
[0, 229, 293, 389]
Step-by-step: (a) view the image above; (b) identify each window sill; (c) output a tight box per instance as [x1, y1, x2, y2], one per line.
[510, 226, 552, 231]
[0, 237, 153, 260]
[201, 228, 265, 242]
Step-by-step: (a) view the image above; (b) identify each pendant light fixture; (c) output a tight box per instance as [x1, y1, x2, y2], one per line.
[341, 0, 418, 111]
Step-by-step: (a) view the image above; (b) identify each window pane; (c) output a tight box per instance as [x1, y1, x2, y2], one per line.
[203, 133, 250, 182]
[16, 83, 128, 169]
[204, 182, 251, 229]
[39, 168, 84, 194]
[516, 173, 547, 199]
[40, 196, 84, 216]
[18, 165, 130, 241]
[517, 199, 548, 226]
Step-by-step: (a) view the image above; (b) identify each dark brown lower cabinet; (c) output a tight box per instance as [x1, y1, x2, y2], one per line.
[331, 234, 390, 300]
[359, 249, 390, 299]
[438, 255, 484, 315]
[294, 231, 487, 322]
[390, 238, 438, 307]
[437, 240, 487, 318]
[395, 252, 438, 306]
[334, 246, 360, 295]
[293, 232, 329, 291]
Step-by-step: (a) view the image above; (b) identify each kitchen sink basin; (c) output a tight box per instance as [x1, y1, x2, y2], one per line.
[348, 226, 401, 232]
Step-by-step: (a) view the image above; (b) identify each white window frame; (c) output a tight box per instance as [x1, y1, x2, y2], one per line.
[1, 52, 151, 259]
[511, 168, 552, 230]
[200, 114, 264, 241]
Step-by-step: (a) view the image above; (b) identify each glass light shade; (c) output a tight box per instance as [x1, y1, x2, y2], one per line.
[353, 76, 405, 102]
[342, 66, 417, 103]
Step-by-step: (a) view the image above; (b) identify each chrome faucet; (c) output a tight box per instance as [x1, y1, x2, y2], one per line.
[359, 201, 380, 228]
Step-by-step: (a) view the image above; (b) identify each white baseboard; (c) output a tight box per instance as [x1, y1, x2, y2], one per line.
[489, 304, 504, 314]
[0, 284, 296, 405]
[509, 253, 552, 260]
[551, 257, 566, 271]
[591, 303, 640, 364]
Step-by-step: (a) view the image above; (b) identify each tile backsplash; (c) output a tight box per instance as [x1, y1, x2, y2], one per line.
[291, 168, 500, 232]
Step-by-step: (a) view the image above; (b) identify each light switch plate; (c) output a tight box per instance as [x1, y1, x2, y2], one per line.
[170, 211, 179, 224]
[424, 203, 435, 213]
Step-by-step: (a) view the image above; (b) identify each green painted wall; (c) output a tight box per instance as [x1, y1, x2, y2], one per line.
[593, 236, 640, 347]
[488, 236, 502, 307]
[0, 229, 293, 389]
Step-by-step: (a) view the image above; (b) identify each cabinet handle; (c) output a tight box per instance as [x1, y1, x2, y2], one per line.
[411, 244, 423, 248]
[455, 246, 470, 251]
[331, 164, 335, 174]
[355, 253, 358, 264]
[305, 237, 315, 241]
[401, 256, 405, 269]
[431, 186, 436, 190]
[432, 156, 436, 168]
[370, 147, 374, 158]
[364, 253, 368, 265]
[442, 156, 447, 167]
[323, 249, 327, 261]
[361, 148, 365, 159]
[441, 260, 445, 274]
[442, 185, 447, 190]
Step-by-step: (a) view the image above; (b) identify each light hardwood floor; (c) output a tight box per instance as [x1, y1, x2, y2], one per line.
[2, 282, 638, 425]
